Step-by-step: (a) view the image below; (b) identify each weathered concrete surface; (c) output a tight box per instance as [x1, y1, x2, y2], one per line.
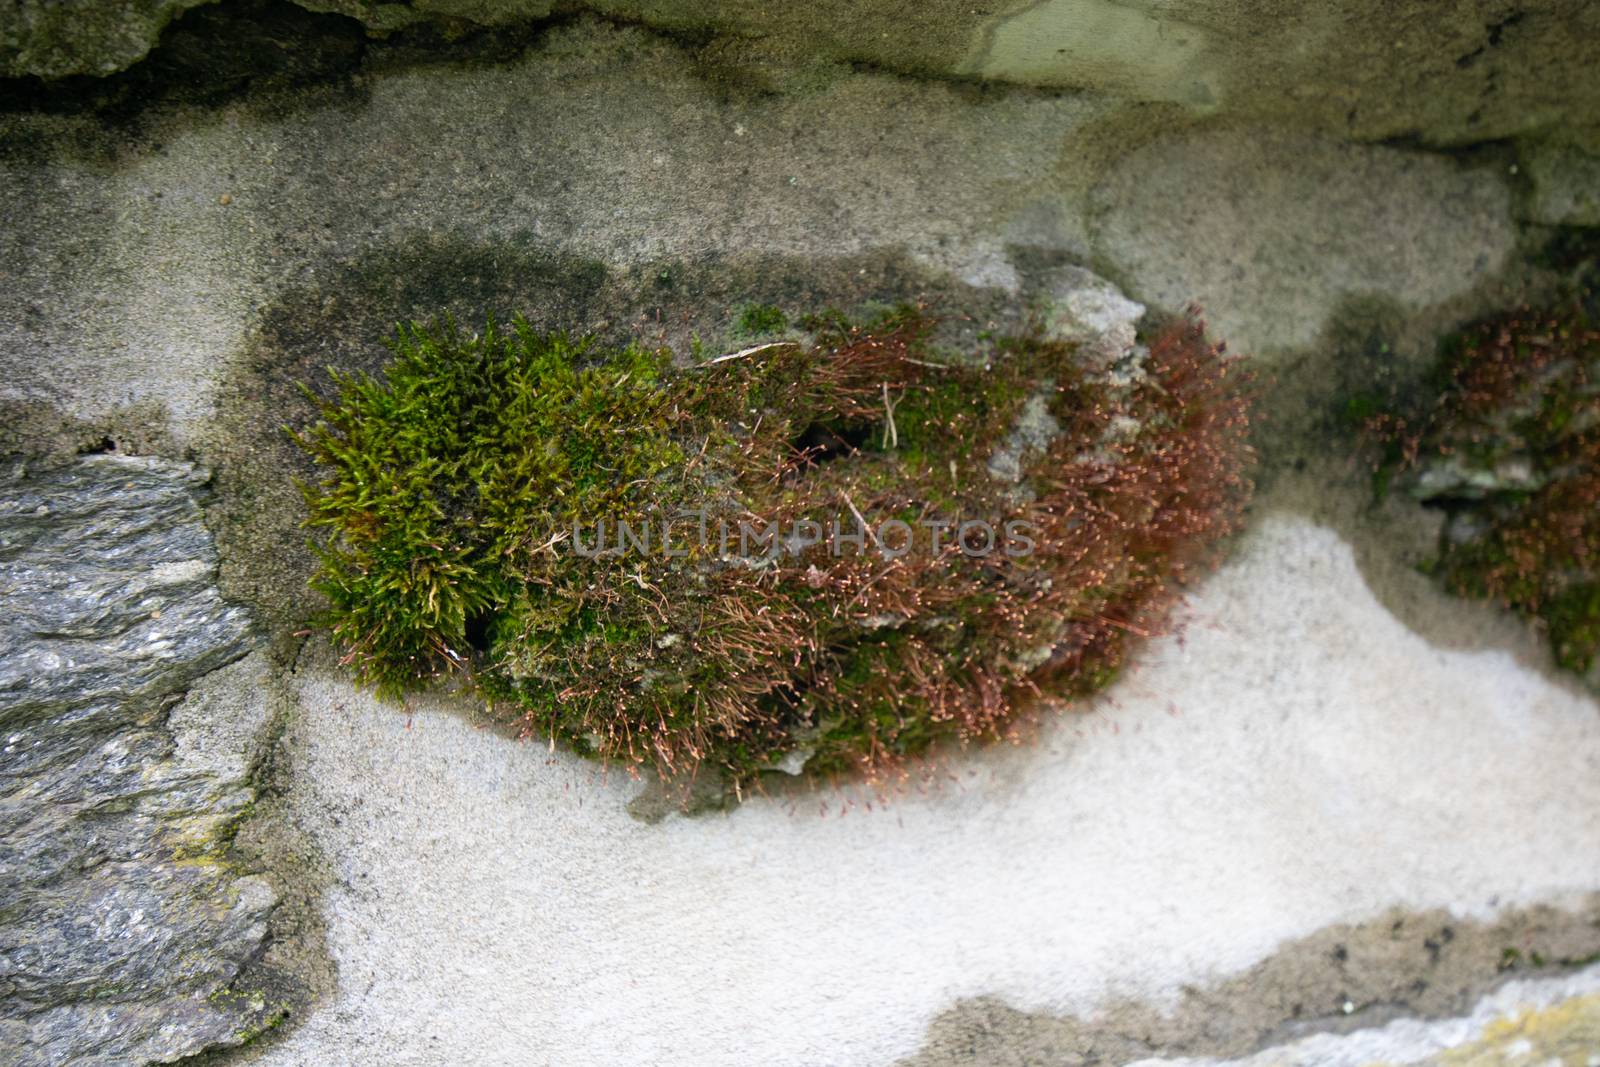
[0, 456, 278, 1066]
[0, 22, 1537, 452]
[0, 19, 1105, 453]
[1, 20, 1543, 665]
[225, 511, 1600, 1067]
[1087, 126, 1518, 356]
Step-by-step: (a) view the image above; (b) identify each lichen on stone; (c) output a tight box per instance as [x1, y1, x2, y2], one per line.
[293, 307, 1253, 793]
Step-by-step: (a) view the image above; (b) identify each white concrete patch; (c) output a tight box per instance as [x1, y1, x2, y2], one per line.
[257, 514, 1600, 1065]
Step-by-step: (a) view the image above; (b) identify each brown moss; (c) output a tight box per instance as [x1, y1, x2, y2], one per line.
[1373, 303, 1600, 675]
[294, 307, 1254, 796]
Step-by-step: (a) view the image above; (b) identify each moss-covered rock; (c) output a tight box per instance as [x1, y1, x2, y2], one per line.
[1376, 304, 1600, 679]
[1, 0, 212, 79]
[293, 308, 1253, 794]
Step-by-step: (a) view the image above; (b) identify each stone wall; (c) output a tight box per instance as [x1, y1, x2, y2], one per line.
[2, 6, 1600, 1066]
[7, 0, 1600, 142]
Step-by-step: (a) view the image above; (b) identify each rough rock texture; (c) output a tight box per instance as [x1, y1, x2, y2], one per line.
[1124, 968, 1600, 1066]
[1517, 129, 1600, 226]
[960, 0, 1600, 142]
[0, 0, 211, 79]
[1087, 126, 1517, 355]
[0, 455, 276, 1067]
[291, 0, 561, 34]
[4, 0, 1600, 143]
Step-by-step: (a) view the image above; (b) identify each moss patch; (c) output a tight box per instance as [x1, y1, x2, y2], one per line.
[735, 301, 788, 336]
[1373, 301, 1600, 676]
[204, 243, 1026, 665]
[292, 305, 1252, 794]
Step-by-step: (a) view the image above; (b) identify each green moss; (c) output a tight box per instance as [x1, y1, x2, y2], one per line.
[735, 302, 788, 336]
[295, 309, 1252, 794]
[1545, 583, 1600, 674]
[293, 318, 683, 697]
